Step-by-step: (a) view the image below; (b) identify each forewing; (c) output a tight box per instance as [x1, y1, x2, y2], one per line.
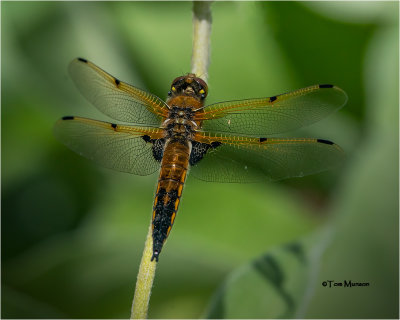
[54, 116, 164, 175]
[190, 134, 344, 182]
[198, 85, 347, 136]
[69, 58, 169, 125]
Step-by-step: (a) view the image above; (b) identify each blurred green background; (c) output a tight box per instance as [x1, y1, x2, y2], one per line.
[2, 1, 398, 319]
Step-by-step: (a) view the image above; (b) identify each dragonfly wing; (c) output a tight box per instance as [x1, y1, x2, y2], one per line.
[198, 85, 347, 136]
[54, 116, 164, 175]
[189, 134, 344, 182]
[69, 58, 169, 125]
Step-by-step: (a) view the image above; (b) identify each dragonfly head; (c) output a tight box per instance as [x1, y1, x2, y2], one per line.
[169, 74, 208, 100]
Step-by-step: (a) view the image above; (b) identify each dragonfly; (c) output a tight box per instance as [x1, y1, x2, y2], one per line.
[54, 58, 347, 261]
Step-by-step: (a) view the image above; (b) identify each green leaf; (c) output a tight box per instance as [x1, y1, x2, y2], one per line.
[204, 231, 329, 319]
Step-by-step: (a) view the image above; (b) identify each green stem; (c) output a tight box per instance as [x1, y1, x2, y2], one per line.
[191, 1, 213, 82]
[130, 223, 156, 319]
[130, 2, 213, 318]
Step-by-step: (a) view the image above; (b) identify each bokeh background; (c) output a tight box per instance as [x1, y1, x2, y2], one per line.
[2, 1, 398, 319]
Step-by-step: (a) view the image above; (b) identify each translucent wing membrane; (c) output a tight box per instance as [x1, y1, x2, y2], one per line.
[68, 58, 169, 125]
[54, 116, 164, 175]
[190, 134, 344, 182]
[198, 85, 347, 136]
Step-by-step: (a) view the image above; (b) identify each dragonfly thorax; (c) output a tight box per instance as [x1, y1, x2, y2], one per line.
[163, 107, 196, 133]
[162, 119, 197, 141]
[168, 106, 194, 120]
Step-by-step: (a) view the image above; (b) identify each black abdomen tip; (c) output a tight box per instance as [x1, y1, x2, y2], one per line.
[319, 84, 334, 88]
[77, 57, 88, 63]
[62, 116, 74, 120]
[317, 139, 334, 145]
[151, 251, 159, 262]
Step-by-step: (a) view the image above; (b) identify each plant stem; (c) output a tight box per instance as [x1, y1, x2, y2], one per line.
[130, 2, 213, 318]
[130, 223, 156, 319]
[191, 1, 213, 82]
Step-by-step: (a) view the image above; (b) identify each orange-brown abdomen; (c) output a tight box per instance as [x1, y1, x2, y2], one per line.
[151, 138, 191, 261]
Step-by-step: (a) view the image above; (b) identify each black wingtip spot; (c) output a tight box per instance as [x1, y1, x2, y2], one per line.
[115, 78, 120, 86]
[62, 116, 74, 120]
[259, 137, 267, 143]
[77, 57, 88, 63]
[269, 96, 277, 103]
[317, 139, 334, 145]
[319, 84, 333, 89]
[111, 123, 117, 129]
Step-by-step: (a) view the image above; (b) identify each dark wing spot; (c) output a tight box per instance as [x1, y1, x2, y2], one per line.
[269, 96, 277, 103]
[152, 139, 165, 161]
[62, 116, 74, 120]
[317, 139, 334, 145]
[111, 123, 117, 129]
[77, 57, 88, 63]
[259, 137, 267, 143]
[190, 141, 210, 165]
[319, 84, 333, 89]
[211, 141, 222, 148]
[142, 135, 151, 143]
[190, 141, 222, 166]
[115, 78, 120, 86]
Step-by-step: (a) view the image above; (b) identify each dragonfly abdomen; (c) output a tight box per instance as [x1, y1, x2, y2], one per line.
[151, 138, 191, 261]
